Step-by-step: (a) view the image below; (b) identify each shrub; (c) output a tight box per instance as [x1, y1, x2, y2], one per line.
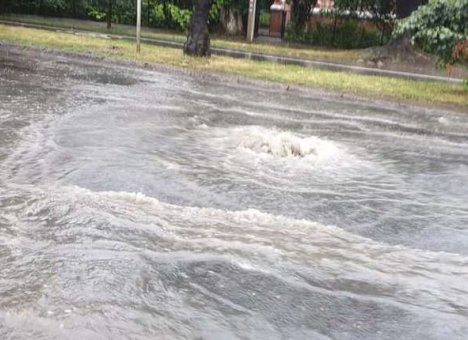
[287, 0, 395, 49]
[393, 0, 468, 65]
[287, 18, 389, 49]
[259, 10, 270, 28]
[150, 3, 166, 27]
[167, 3, 191, 31]
[86, 6, 106, 21]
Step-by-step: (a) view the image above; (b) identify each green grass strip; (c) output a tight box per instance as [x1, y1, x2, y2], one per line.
[0, 24, 466, 110]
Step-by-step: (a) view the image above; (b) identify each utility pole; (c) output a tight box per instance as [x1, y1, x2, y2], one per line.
[246, 0, 257, 42]
[136, 0, 142, 53]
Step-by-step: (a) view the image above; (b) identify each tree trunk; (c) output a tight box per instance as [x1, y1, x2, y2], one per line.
[107, 0, 112, 29]
[184, 0, 212, 57]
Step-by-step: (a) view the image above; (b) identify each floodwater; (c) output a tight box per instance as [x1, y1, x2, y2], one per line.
[1, 47, 468, 340]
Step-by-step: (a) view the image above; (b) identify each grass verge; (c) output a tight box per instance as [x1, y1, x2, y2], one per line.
[0, 24, 466, 110]
[0, 14, 360, 63]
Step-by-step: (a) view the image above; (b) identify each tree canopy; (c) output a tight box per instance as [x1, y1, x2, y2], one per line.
[393, 0, 468, 65]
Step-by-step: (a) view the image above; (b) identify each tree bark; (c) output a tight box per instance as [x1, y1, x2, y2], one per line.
[107, 0, 112, 29]
[184, 0, 212, 57]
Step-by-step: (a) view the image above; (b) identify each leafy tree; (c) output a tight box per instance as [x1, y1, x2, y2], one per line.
[288, 0, 395, 48]
[363, 0, 396, 43]
[393, 0, 468, 65]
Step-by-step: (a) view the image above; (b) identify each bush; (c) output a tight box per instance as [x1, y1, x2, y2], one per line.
[288, 18, 389, 49]
[259, 10, 270, 28]
[4, 0, 275, 36]
[393, 0, 468, 65]
[287, 0, 395, 49]
[86, 6, 106, 22]
[150, 3, 166, 26]
[167, 3, 191, 31]
[148, 0, 227, 32]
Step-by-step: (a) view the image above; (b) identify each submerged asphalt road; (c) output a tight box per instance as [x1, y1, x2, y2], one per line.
[1, 46, 468, 339]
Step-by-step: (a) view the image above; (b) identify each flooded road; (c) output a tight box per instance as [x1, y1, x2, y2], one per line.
[1, 46, 468, 339]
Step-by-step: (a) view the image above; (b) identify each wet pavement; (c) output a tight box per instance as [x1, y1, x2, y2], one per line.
[1, 46, 468, 339]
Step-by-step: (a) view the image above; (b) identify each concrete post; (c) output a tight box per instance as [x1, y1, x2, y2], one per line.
[246, 0, 257, 42]
[136, 0, 141, 53]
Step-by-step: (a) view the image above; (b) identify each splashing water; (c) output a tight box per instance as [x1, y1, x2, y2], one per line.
[238, 126, 340, 160]
[1, 47, 468, 339]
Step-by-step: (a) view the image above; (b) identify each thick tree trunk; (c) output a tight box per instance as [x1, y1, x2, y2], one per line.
[184, 0, 212, 57]
[107, 0, 112, 29]
[396, 0, 427, 18]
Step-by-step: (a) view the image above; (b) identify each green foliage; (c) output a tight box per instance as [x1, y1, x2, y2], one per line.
[2, 0, 274, 34]
[149, 0, 227, 32]
[259, 10, 270, 28]
[41, 0, 68, 13]
[288, 18, 387, 49]
[167, 3, 191, 31]
[86, 6, 106, 22]
[288, 0, 395, 48]
[393, 0, 468, 65]
[208, 0, 223, 23]
[6, 0, 70, 16]
[151, 3, 166, 25]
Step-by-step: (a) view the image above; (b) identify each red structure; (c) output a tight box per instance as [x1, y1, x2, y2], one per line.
[269, 0, 290, 38]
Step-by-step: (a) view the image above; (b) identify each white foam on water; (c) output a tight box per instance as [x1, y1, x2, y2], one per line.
[199, 125, 362, 170]
[65, 185, 468, 263]
[0, 310, 65, 338]
[201, 126, 379, 178]
[238, 126, 340, 160]
[50, 185, 466, 316]
[438, 116, 450, 125]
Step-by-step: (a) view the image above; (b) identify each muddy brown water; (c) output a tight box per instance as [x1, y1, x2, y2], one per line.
[1, 47, 468, 339]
